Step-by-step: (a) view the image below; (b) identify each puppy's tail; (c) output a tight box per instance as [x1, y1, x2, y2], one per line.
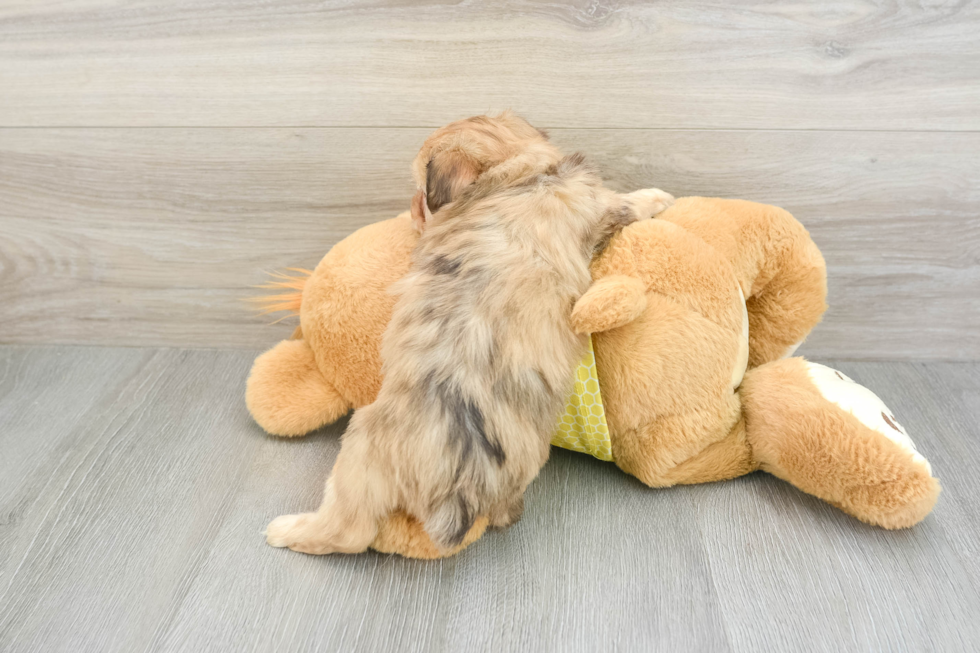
[248, 268, 312, 319]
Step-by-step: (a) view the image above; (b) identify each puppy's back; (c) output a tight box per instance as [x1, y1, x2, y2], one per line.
[379, 157, 605, 548]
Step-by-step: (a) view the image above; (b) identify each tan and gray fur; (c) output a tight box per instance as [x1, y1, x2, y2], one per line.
[266, 113, 673, 554]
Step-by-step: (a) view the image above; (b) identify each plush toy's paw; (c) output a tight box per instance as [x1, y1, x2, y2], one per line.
[804, 362, 940, 529]
[625, 188, 675, 219]
[246, 339, 351, 437]
[805, 363, 932, 475]
[266, 513, 336, 555]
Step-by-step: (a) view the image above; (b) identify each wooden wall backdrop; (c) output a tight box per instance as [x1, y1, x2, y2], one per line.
[1, 0, 978, 359]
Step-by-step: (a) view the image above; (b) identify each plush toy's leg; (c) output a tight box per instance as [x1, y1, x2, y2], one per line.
[246, 339, 351, 437]
[738, 207, 828, 366]
[653, 418, 758, 486]
[662, 199, 828, 366]
[740, 358, 940, 529]
[613, 394, 758, 487]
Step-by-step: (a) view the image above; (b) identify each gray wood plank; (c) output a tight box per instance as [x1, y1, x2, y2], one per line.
[693, 359, 980, 653]
[441, 456, 731, 652]
[692, 474, 980, 653]
[840, 362, 980, 593]
[1, 1, 978, 129]
[149, 416, 464, 653]
[1, 346, 978, 652]
[2, 128, 977, 359]
[0, 348, 266, 652]
[0, 346, 154, 587]
[0, 346, 730, 652]
[0, 346, 151, 498]
[158, 446, 731, 652]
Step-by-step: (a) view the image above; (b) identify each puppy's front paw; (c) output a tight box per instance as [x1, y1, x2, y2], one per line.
[627, 188, 675, 218]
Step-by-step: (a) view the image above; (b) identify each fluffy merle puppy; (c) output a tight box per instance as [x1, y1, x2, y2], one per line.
[267, 113, 672, 554]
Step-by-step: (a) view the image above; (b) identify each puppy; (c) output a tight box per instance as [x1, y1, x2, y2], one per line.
[266, 113, 673, 554]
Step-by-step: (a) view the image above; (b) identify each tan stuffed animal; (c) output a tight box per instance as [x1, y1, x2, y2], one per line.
[247, 197, 940, 558]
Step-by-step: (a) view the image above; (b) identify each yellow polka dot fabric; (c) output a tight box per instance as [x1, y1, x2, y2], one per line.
[551, 337, 614, 462]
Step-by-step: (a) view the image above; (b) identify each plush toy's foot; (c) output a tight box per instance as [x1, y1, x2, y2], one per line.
[742, 358, 940, 529]
[246, 338, 351, 437]
[612, 393, 755, 488]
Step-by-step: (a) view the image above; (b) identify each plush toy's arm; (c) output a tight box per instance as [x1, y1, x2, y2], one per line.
[571, 275, 647, 334]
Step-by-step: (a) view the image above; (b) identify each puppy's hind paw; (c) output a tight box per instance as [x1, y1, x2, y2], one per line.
[266, 513, 315, 550]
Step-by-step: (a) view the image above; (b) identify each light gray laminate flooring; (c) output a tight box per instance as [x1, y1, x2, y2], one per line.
[0, 346, 978, 652]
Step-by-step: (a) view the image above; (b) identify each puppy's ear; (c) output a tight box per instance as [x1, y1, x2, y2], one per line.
[412, 151, 480, 232]
[411, 188, 432, 233]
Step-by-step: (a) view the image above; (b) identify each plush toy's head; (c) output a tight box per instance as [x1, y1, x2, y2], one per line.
[409, 111, 554, 231]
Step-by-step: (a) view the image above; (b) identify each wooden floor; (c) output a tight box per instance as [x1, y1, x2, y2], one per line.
[1, 345, 978, 652]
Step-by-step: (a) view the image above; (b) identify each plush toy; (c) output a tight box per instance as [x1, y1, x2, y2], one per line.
[248, 197, 940, 558]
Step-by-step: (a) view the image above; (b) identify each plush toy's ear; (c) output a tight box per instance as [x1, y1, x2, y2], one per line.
[571, 275, 648, 334]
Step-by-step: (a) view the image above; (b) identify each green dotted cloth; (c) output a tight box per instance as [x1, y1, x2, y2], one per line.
[551, 337, 613, 461]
